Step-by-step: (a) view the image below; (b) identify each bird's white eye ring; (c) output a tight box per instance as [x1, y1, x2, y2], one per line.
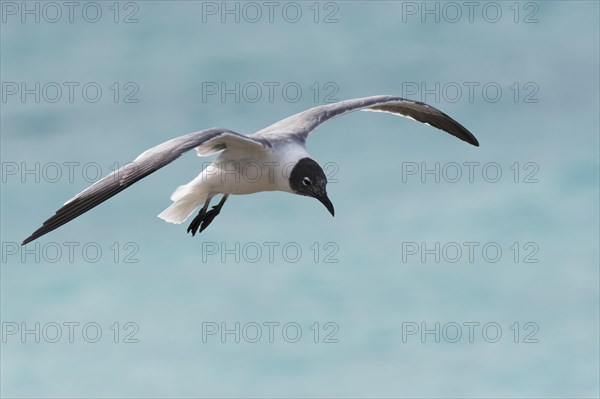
[302, 177, 312, 186]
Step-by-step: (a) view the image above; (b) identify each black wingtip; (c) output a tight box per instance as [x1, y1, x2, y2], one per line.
[22, 226, 47, 245]
[22, 235, 36, 246]
[469, 135, 480, 147]
[457, 126, 479, 147]
[453, 121, 479, 147]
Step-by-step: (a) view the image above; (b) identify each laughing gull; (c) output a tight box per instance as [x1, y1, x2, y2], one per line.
[22, 95, 478, 245]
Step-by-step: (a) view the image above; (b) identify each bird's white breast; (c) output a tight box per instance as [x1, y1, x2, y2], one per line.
[196, 140, 310, 196]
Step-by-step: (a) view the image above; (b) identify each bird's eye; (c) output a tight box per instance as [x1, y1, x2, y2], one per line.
[302, 177, 312, 186]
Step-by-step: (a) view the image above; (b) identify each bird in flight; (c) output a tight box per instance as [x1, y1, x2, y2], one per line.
[22, 95, 479, 245]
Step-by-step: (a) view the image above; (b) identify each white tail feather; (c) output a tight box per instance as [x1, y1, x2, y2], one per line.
[170, 184, 191, 201]
[158, 195, 204, 224]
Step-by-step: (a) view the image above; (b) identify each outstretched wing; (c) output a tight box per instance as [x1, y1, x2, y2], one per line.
[253, 95, 479, 146]
[22, 128, 269, 245]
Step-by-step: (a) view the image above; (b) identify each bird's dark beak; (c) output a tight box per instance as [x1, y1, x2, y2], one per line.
[316, 192, 335, 217]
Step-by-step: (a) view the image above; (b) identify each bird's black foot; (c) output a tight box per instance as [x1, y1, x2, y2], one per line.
[187, 207, 207, 237]
[187, 195, 228, 237]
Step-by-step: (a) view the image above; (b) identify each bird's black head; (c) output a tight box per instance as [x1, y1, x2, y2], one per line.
[289, 157, 334, 216]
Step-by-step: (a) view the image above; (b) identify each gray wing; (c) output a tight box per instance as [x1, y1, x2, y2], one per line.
[22, 128, 269, 245]
[253, 95, 479, 146]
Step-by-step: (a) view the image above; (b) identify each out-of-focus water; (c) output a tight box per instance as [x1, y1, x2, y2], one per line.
[1, 1, 598, 397]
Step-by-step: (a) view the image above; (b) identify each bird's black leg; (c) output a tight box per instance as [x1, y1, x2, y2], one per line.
[187, 196, 212, 237]
[186, 194, 229, 237]
[199, 194, 229, 233]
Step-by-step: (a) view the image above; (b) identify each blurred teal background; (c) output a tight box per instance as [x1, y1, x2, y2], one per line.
[1, 1, 598, 397]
